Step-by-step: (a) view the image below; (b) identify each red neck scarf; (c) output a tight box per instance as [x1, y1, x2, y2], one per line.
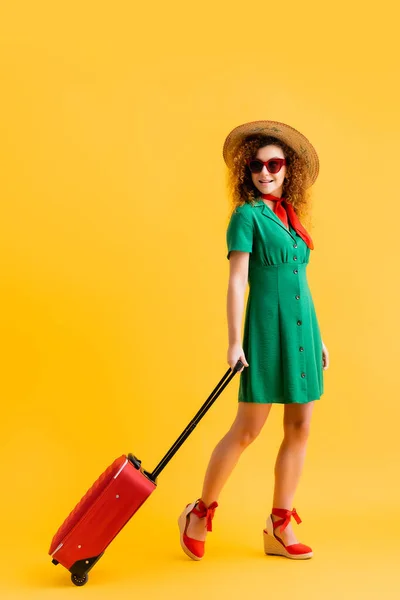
[261, 193, 314, 250]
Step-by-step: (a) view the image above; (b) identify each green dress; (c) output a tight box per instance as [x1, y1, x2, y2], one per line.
[226, 198, 324, 404]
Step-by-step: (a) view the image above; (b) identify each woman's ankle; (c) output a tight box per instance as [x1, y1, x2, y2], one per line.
[199, 497, 218, 507]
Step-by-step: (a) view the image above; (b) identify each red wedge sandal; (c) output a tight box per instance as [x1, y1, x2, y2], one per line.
[263, 507, 313, 559]
[178, 499, 218, 560]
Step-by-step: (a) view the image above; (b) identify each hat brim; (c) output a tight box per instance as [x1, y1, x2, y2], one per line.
[222, 120, 319, 187]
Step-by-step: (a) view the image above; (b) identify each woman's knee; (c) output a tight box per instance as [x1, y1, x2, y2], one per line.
[283, 419, 311, 444]
[231, 425, 262, 447]
[229, 403, 271, 447]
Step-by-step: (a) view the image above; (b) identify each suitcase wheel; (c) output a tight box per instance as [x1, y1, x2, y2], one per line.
[71, 573, 88, 587]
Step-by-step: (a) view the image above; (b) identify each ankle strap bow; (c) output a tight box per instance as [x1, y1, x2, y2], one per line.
[193, 499, 219, 532]
[271, 507, 302, 533]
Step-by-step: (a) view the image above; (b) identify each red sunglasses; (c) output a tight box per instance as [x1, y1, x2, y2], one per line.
[247, 157, 287, 174]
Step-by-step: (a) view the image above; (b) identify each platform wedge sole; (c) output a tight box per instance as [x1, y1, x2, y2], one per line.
[263, 530, 313, 560]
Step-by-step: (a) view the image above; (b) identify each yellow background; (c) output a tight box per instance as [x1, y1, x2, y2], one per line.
[0, 1, 399, 598]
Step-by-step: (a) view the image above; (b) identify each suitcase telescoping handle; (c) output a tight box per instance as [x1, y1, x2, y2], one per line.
[149, 359, 244, 481]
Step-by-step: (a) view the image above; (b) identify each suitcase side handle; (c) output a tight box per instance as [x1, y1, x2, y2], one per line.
[149, 359, 244, 481]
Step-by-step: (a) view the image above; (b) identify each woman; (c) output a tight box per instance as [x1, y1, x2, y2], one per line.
[178, 120, 329, 561]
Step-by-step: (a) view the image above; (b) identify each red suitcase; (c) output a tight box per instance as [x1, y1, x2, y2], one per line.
[49, 360, 243, 586]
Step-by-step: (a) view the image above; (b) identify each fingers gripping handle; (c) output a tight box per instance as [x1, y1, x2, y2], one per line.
[232, 359, 244, 373]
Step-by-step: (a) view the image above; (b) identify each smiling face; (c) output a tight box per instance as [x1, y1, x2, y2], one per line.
[250, 144, 287, 198]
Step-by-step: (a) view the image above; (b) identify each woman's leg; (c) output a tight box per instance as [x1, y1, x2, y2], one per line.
[187, 401, 272, 541]
[270, 401, 315, 545]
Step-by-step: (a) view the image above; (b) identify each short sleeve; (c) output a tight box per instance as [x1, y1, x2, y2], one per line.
[226, 210, 253, 259]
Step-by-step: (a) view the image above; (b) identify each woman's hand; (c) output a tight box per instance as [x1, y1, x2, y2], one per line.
[322, 341, 329, 370]
[228, 342, 249, 373]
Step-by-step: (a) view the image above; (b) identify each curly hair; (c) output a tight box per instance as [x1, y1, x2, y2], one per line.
[226, 134, 314, 230]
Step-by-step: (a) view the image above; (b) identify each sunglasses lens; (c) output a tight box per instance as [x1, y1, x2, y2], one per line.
[248, 160, 263, 173]
[267, 160, 281, 174]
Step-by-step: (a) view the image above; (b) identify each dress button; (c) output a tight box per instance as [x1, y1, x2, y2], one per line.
[293, 269, 298, 274]
[297, 320, 302, 326]
[301, 372, 306, 378]
[294, 244, 298, 248]
[293, 256, 298, 261]
[295, 295, 300, 300]
[299, 347, 304, 352]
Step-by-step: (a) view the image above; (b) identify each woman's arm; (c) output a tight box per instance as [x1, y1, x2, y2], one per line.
[227, 251, 249, 345]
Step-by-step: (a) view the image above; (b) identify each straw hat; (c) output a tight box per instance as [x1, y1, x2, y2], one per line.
[222, 120, 319, 187]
